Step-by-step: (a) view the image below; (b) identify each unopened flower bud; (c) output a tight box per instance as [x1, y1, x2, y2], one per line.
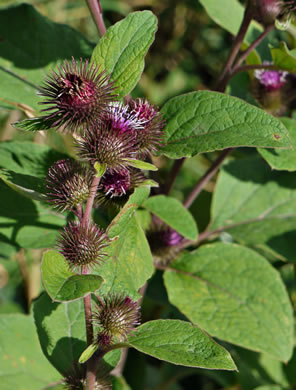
[93, 294, 140, 343]
[257, 0, 282, 25]
[46, 159, 92, 212]
[57, 222, 109, 273]
[75, 122, 138, 171]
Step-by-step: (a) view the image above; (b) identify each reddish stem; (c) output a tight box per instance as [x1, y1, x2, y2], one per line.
[86, 0, 106, 36]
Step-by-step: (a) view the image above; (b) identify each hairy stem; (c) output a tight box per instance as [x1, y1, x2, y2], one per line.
[82, 175, 101, 228]
[86, 0, 106, 36]
[183, 148, 233, 209]
[163, 158, 185, 195]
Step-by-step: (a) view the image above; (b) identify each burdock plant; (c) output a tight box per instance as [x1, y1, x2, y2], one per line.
[4, 1, 296, 390]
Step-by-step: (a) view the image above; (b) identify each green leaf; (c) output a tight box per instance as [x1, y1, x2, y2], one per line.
[91, 11, 157, 98]
[123, 158, 158, 171]
[112, 376, 132, 390]
[271, 42, 296, 72]
[259, 118, 296, 171]
[211, 156, 296, 262]
[33, 292, 121, 376]
[0, 314, 61, 390]
[94, 162, 107, 177]
[107, 186, 150, 238]
[199, 0, 262, 44]
[0, 141, 67, 197]
[159, 91, 291, 159]
[143, 195, 198, 240]
[123, 319, 237, 370]
[0, 3, 93, 111]
[79, 343, 99, 364]
[0, 180, 65, 249]
[164, 243, 294, 361]
[13, 117, 58, 132]
[41, 250, 104, 302]
[96, 215, 153, 299]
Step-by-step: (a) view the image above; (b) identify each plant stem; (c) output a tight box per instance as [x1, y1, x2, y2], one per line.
[86, 0, 106, 36]
[183, 148, 232, 209]
[85, 350, 106, 390]
[233, 24, 274, 69]
[83, 292, 94, 346]
[163, 158, 185, 195]
[214, 3, 254, 92]
[82, 175, 101, 228]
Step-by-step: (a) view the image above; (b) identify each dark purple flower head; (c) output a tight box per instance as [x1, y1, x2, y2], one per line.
[46, 159, 92, 212]
[75, 122, 138, 171]
[129, 98, 165, 157]
[254, 63, 288, 91]
[100, 168, 131, 198]
[39, 58, 116, 133]
[93, 294, 140, 342]
[57, 222, 109, 273]
[161, 229, 183, 247]
[95, 168, 147, 210]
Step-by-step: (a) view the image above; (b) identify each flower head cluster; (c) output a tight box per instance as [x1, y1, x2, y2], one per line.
[46, 159, 92, 212]
[57, 222, 109, 273]
[39, 58, 115, 133]
[93, 294, 140, 345]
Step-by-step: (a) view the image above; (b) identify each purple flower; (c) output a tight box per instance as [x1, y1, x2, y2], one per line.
[39, 58, 115, 133]
[129, 98, 165, 157]
[254, 62, 288, 91]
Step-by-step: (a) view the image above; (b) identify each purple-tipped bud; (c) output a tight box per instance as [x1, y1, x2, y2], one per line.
[161, 229, 183, 246]
[129, 99, 165, 157]
[75, 122, 138, 171]
[256, 0, 282, 25]
[254, 63, 288, 91]
[57, 222, 109, 273]
[39, 58, 115, 133]
[46, 159, 92, 212]
[147, 225, 184, 266]
[252, 62, 289, 115]
[93, 294, 140, 343]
